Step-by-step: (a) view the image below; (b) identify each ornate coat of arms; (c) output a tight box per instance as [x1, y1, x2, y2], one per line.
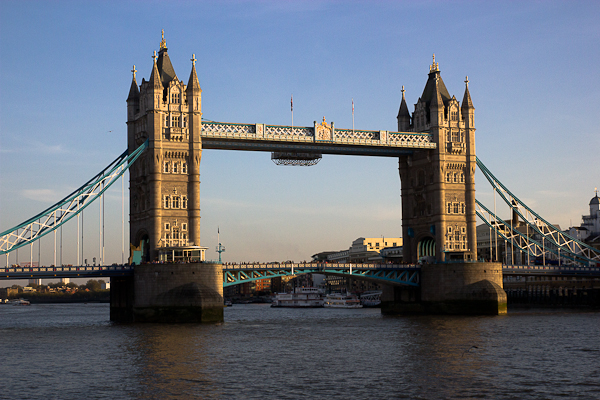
[315, 117, 332, 141]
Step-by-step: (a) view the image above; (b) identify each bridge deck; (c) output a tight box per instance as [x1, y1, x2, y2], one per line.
[200, 122, 436, 156]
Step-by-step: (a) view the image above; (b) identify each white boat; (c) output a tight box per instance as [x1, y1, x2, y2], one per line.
[12, 299, 31, 306]
[271, 287, 324, 308]
[324, 293, 363, 308]
[360, 291, 382, 308]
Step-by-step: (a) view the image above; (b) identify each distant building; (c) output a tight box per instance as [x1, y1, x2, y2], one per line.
[101, 282, 110, 290]
[567, 190, 600, 247]
[314, 237, 403, 264]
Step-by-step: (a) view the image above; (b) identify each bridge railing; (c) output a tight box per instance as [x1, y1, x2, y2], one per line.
[0, 264, 134, 278]
[502, 264, 600, 276]
[222, 262, 418, 270]
[201, 121, 435, 149]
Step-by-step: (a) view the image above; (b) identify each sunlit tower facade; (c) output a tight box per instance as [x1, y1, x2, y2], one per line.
[397, 56, 477, 263]
[126, 32, 205, 262]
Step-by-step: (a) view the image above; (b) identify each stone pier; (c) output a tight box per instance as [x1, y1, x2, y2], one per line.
[381, 262, 507, 315]
[110, 262, 224, 323]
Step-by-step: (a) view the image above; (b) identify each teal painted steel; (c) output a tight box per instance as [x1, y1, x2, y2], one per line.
[0, 141, 148, 255]
[222, 263, 420, 287]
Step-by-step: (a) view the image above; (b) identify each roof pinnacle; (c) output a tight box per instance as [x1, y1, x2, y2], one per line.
[429, 53, 439, 73]
[160, 29, 167, 50]
[131, 65, 137, 79]
[152, 50, 157, 63]
[191, 54, 197, 67]
[401, 85, 405, 99]
[465, 76, 469, 88]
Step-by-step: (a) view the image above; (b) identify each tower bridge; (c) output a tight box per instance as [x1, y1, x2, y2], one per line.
[3, 34, 599, 321]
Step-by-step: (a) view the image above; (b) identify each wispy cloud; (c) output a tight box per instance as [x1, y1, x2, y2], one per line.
[22, 189, 62, 203]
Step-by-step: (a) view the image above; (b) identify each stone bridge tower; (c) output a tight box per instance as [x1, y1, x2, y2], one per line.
[397, 56, 476, 263]
[126, 32, 204, 262]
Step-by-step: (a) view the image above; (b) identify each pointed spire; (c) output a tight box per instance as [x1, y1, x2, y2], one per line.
[127, 65, 140, 101]
[461, 76, 474, 110]
[149, 51, 162, 89]
[397, 86, 411, 131]
[430, 75, 443, 109]
[397, 86, 410, 118]
[187, 53, 201, 94]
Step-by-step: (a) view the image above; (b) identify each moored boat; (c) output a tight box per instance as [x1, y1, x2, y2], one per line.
[324, 293, 362, 308]
[271, 287, 324, 308]
[12, 299, 31, 306]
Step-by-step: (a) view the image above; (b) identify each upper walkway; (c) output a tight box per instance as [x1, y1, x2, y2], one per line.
[200, 121, 435, 156]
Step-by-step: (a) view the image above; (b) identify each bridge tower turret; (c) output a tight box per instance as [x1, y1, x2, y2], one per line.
[398, 55, 477, 263]
[126, 32, 205, 263]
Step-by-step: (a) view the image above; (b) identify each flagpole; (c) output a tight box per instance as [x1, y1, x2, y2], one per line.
[352, 98, 355, 133]
[291, 95, 294, 128]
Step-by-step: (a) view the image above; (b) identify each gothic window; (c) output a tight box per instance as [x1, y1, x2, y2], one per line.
[453, 203, 459, 214]
[171, 92, 180, 104]
[182, 233, 187, 241]
[453, 173, 458, 183]
[183, 117, 187, 128]
[446, 172, 452, 183]
[182, 223, 187, 231]
[173, 162, 179, 174]
[165, 223, 170, 231]
[173, 116, 181, 128]
[451, 111, 458, 121]
[461, 203, 466, 214]
[164, 195, 170, 209]
[447, 203, 452, 214]
[182, 162, 188, 174]
[448, 226, 452, 234]
[164, 161, 170, 173]
[452, 130, 461, 142]
[182, 196, 187, 209]
[173, 196, 180, 209]
[461, 227, 466, 234]
[460, 173, 465, 183]
[165, 115, 170, 127]
[173, 231, 180, 240]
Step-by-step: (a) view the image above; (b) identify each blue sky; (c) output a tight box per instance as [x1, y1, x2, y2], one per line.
[1, 1, 599, 279]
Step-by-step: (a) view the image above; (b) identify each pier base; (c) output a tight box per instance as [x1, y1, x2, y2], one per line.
[381, 262, 507, 315]
[110, 263, 224, 323]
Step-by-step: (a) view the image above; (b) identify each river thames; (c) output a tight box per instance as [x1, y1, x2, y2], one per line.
[1, 303, 598, 399]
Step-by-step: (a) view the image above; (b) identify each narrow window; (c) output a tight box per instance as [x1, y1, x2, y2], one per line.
[173, 162, 178, 174]
[165, 223, 170, 231]
[164, 196, 170, 209]
[182, 223, 187, 231]
[182, 162, 188, 174]
[164, 161, 170, 173]
[173, 196, 180, 209]
[182, 196, 187, 209]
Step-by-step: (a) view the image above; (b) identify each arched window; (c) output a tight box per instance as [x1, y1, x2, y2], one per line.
[182, 162, 188, 174]
[173, 162, 178, 174]
[461, 203, 466, 214]
[182, 196, 187, 209]
[447, 203, 452, 213]
[164, 161, 170, 173]
[173, 196, 180, 209]
[164, 195, 170, 209]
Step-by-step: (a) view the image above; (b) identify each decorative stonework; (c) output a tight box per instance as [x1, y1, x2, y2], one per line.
[315, 117, 332, 141]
